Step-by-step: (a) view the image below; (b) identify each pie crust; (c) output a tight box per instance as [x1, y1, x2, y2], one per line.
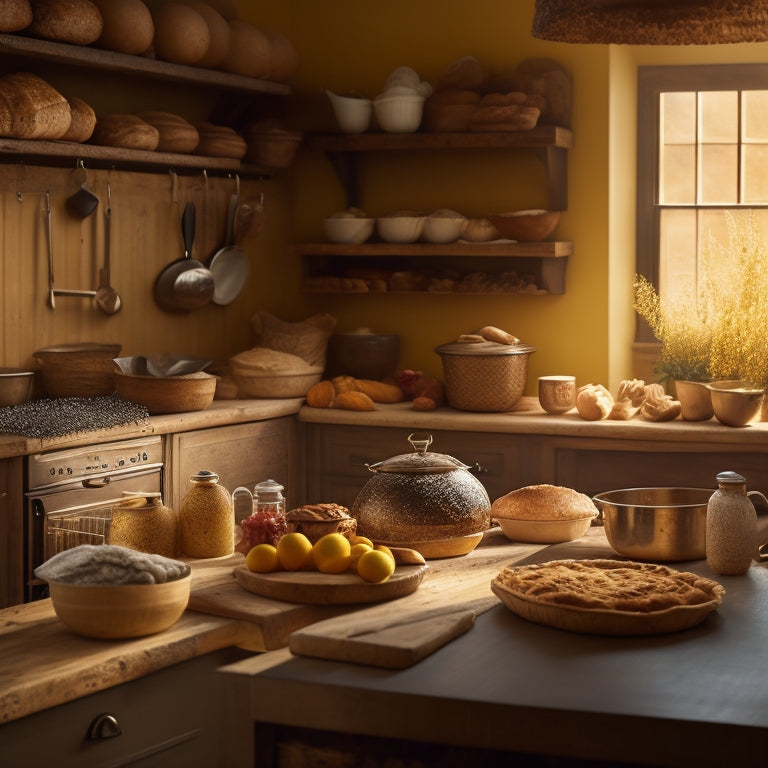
[491, 558, 725, 636]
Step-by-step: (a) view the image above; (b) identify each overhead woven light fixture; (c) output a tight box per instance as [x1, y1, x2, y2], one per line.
[531, 0, 768, 45]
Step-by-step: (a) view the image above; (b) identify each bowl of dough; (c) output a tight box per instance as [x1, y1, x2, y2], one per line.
[35, 544, 192, 639]
[373, 66, 432, 133]
[229, 347, 323, 398]
[323, 208, 375, 244]
[377, 210, 427, 243]
[491, 484, 599, 544]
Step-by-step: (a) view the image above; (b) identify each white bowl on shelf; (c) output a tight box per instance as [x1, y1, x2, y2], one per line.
[421, 214, 467, 244]
[323, 216, 375, 244]
[326, 90, 373, 134]
[377, 215, 426, 243]
[374, 95, 425, 133]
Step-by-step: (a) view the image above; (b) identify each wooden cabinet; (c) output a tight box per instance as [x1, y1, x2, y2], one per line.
[0, 648, 247, 768]
[167, 417, 304, 513]
[0, 33, 289, 178]
[0, 456, 23, 608]
[300, 126, 573, 295]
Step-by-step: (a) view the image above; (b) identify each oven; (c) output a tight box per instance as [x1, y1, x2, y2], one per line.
[25, 435, 164, 602]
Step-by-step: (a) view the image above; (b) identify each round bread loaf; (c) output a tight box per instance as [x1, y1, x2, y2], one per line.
[92, 0, 154, 55]
[202, 0, 237, 19]
[194, 121, 246, 158]
[182, 1, 230, 68]
[138, 110, 199, 153]
[462, 218, 500, 242]
[265, 30, 299, 82]
[285, 503, 357, 543]
[29, 0, 103, 45]
[61, 96, 96, 142]
[91, 114, 160, 151]
[0, 0, 33, 32]
[491, 484, 598, 521]
[219, 20, 270, 78]
[151, 1, 210, 64]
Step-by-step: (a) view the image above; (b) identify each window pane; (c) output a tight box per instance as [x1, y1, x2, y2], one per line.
[742, 144, 768, 202]
[742, 91, 768, 142]
[698, 144, 738, 203]
[661, 91, 696, 143]
[660, 144, 696, 203]
[659, 208, 697, 303]
[698, 91, 738, 143]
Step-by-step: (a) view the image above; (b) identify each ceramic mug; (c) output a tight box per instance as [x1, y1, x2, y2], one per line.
[538, 375, 577, 415]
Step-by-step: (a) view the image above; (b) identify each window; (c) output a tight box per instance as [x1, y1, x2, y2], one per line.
[636, 64, 768, 341]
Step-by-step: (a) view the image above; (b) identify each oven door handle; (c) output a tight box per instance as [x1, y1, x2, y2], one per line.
[82, 477, 111, 489]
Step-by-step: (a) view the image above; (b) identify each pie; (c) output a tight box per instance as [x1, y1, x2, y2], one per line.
[491, 558, 725, 636]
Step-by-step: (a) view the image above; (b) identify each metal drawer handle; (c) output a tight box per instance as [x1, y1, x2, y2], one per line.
[86, 713, 122, 741]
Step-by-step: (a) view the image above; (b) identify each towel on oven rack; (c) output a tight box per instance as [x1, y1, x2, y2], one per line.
[34, 544, 190, 585]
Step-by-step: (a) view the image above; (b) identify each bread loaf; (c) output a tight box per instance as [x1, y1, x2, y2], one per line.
[194, 121, 247, 158]
[91, 114, 160, 150]
[60, 96, 96, 142]
[491, 484, 597, 521]
[0, 0, 33, 32]
[28, 0, 103, 45]
[437, 55, 486, 92]
[219, 20, 270, 78]
[92, 0, 154, 55]
[0, 73, 71, 140]
[183, 1, 230, 68]
[285, 503, 357, 543]
[137, 111, 199, 153]
[151, 1, 210, 64]
[264, 30, 299, 82]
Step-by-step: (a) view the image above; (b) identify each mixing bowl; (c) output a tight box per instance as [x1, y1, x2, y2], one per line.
[593, 486, 713, 561]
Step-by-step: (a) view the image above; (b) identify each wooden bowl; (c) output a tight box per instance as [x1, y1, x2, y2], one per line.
[114, 370, 217, 414]
[34, 343, 122, 397]
[0, 368, 34, 406]
[230, 367, 323, 398]
[488, 209, 561, 242]
[48, 573, 191, 639]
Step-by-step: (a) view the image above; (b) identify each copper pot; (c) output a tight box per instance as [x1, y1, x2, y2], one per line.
[351, 433, 491, 558]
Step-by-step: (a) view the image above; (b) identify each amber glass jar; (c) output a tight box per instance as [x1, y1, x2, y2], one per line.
[179, 470, 234, 558]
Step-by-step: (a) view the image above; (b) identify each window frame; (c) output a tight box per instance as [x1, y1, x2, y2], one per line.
[636, 63, 768, 342]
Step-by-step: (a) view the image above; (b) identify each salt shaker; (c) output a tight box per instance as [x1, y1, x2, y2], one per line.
[706, 471, 757, 576]
[179, 470, 234, 558]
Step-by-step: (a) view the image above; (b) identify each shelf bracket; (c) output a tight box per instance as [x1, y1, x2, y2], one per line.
[326, 151, 361, 209]
[538, 145, 568, 211]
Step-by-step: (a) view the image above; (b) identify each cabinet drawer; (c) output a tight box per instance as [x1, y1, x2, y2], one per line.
[0, 649, 247, 768]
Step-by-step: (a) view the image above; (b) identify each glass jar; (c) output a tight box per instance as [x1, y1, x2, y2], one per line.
[179, 470, 234, 558]
[109, 491, 177, 558]
[254, 478, 286, 518]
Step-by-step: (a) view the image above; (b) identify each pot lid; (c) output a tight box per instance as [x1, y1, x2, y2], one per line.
[366, 433, 470, 474]
[434, 340, 536, 357]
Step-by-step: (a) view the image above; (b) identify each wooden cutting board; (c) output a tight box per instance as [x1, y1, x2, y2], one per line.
[289, 597, 497, 669]
[234, 563, 428, 605]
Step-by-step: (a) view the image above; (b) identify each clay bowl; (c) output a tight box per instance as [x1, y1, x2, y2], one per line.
[488, 209, 561, 242]
[0, 368, 35, 406]
[707, 380, 765, 427]
[48, 573, 191, 639]
[34, 343, 122, 398]
[113, 371, 217, 414]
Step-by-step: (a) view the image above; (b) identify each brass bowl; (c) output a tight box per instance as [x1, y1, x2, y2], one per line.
[593, 486, 712, 561]
[707, 380, 764, 427]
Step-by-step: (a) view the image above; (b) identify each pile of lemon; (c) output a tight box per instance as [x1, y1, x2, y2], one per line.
[245, 532, 396, 583]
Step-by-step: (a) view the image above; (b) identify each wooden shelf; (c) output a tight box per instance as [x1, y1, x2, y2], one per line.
[295, 241, 572, 258]
[0, 33, 289, 95]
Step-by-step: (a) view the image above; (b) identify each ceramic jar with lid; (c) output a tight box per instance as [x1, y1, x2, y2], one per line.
[179, 470, 234, 558]
[706, 471, 758, 575]
[109, 491, 178, 558]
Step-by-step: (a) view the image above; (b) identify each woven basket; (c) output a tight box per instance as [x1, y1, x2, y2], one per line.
[436, 341, 535, 412]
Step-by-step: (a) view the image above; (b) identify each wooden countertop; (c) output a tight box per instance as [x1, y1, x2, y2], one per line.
[218, 531, 768, 768]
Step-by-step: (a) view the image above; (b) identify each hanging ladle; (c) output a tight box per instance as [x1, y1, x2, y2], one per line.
[94, 183, 122, 315]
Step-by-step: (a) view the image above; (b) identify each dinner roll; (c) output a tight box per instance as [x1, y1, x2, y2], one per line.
[491, 484, 597, 521]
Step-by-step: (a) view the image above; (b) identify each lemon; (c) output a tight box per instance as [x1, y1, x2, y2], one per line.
[348, 541, 373, 571]
[350, 534, 374, 548]
[276, 532, 313, 571]
[245, 543, 279, 573]
[375, 544, 394, 561]
[357, 549, 396, 583]
[312, 532, 352, 574]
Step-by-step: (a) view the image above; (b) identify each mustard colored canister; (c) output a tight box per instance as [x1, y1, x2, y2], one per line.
[179, 470, 234, 558]
[109, 491, 177, 558]
[706, 471, 757, 576]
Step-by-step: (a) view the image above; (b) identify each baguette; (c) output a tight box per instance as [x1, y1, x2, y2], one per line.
[356, 379, 404, 403]
[0, 73, 71, 140]
[332, 391, 375, 411]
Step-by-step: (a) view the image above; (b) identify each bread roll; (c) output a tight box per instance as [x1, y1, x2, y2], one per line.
[285, 503, 357, 543]
[462, 218, 500, 242]
[0, 73, 71, 140]
[151, 1, 210, 64]
[491, 484, 597, 521]
[219, 20, 270, 78]
[183, 1, 230, 68]
[137, 110, 199, 153]
[28, 0, 103, 45]
[92, 0, 154, 55]
[91, 114, 160, 150]
[60, 96, 96, 142]
[194, 121, 246, 158]
[0, 0, 33, 32]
